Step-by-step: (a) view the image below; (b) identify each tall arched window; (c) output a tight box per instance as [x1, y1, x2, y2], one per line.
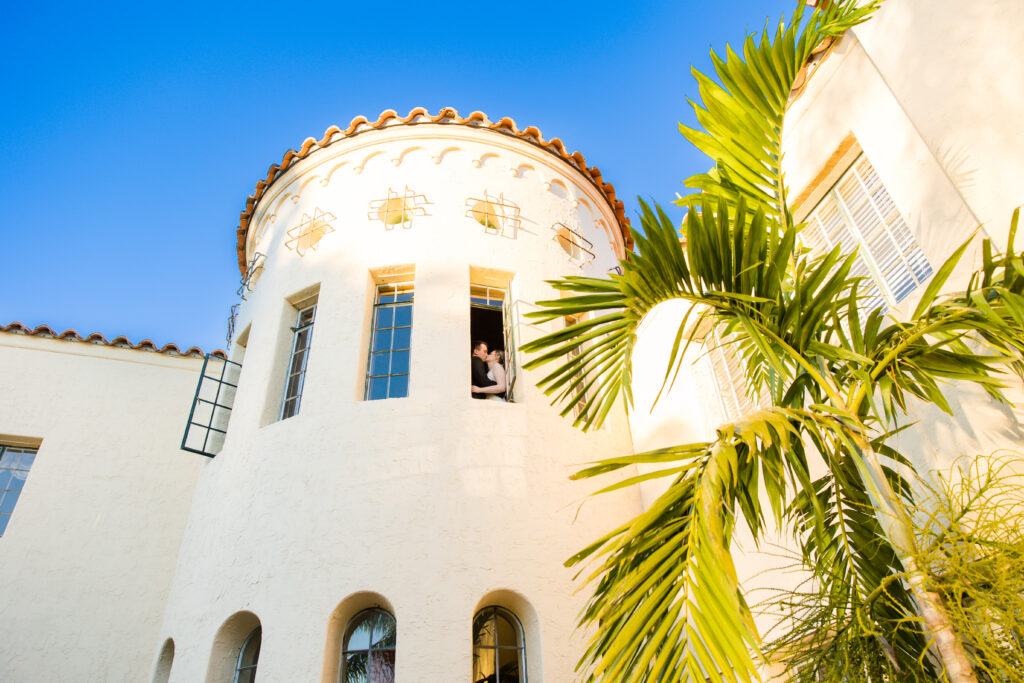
[233, 627, 261, 683]
[340, 608, 396, 683]
[473, 606, 526, 683]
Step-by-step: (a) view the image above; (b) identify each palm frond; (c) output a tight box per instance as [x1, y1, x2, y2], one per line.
[678, 0, 882, 218]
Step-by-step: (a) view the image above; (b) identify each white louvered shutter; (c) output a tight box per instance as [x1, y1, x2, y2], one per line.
[805, 154, 932, 309]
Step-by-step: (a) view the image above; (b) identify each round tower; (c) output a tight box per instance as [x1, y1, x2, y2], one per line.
[156, 108, 641, 683]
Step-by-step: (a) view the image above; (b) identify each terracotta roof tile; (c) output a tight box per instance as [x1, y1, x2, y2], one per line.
[235, 107, 633, 275]
[1, 322, 225, 359]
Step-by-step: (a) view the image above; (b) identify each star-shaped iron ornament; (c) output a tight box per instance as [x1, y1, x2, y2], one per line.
[285, 208, 336, 256]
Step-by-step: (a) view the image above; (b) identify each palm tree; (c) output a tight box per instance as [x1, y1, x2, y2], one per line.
[520, 1, 1024, 681]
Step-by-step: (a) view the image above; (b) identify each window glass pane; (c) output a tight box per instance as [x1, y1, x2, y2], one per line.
[367, 377, 389, 401]
[7, 473, 24, 492]
[0, 514, 9, 536]
[474, 612, 496, 648]
[387, 374, 409, 399]
[369, 651, 395, 682]
[0, 492, 16, 514]
[0, 450, 17, 468]
[370, 353, 391, 377]
[473, 649, 496, 683]
[391, 327, 411, 350]
[369, 612, 396, 649]
[498, 647, 521, 682]
[393, 305, 412, 328]
[389, 351, 410, 376]
[375, 307, 394, 328]
[372, 329, 392, 352]
[281, 397, 299, 420]
[239, 629, 261, 669]
[346, 615, 373, 650]
[0, 471, 10, 490]
[496, 613, 520, 647]
[342, 651, 369, 683]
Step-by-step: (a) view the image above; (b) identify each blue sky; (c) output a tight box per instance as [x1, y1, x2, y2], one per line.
[1, 0, 795, 352]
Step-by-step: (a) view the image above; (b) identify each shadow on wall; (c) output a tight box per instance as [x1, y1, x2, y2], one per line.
[151, 638, 174, 683]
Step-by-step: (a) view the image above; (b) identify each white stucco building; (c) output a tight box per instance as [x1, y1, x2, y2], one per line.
[0, 1, 1021, 681]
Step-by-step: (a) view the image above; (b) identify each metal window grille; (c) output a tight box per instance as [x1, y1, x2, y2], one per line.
[365, 283, 414, 400]
[181, 354, 242, 457]
[804, 154, 933, 309]
[367, 186, 428, 230]
[465, 191, 521, 236]
[285, 208, 336, 256]
[226, 304, 240, 347]
[552, 222, 596, 266]
[236, 252, 266, 300]
[473, 606, 526, 683]
[280, 304, 317, 419]
[0, 445, 37, 536]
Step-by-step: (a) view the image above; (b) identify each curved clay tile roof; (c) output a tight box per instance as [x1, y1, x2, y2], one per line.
[235, 106, 633, 275]
[0, 322, 226, 359]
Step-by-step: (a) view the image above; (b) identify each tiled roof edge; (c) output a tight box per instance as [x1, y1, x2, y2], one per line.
[235, 106, 634, 275]
[1, 322, 226, 359]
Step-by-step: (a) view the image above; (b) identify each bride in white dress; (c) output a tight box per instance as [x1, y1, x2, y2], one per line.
[472, 350, 507, 401]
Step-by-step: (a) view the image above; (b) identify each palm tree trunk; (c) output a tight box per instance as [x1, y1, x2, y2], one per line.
[856, 444, 979, 683]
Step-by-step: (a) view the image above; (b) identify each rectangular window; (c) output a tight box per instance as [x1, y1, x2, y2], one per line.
[365, 282, 414, 400]
[0, 445, 37, 536]
[803, 154, 933, 309]
[280, 303, 316, 420]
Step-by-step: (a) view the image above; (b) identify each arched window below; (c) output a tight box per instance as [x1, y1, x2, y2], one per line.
[233, 627, 261, 683]
[473, 606, 525, 683]
[340, 608, 396, 683]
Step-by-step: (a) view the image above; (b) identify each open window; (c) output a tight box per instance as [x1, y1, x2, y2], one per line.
[469, 268, 519, 402]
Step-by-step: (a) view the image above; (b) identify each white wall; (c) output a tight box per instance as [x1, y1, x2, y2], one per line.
[0, 334, 203, 682]
[853, 0, 1024, 245]
[156, 124, 642, 682]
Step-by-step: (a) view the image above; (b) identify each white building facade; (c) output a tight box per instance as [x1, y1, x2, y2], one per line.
[1, 2, 1022, 681]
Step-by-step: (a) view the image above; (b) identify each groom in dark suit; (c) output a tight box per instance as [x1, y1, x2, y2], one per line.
[471, 340, 496, 399]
